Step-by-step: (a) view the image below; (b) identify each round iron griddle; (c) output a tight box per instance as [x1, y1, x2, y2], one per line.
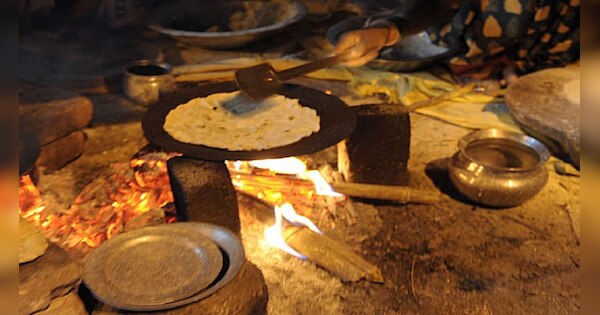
[142, 81, 356, 161]
[83, 225, 223, 309]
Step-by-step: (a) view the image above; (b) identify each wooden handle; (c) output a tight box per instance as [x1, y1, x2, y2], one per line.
[332, 182, 440, 205]
[276, 52, 352, 81]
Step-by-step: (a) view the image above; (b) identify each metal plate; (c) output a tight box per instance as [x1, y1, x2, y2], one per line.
[149, 0, 307, 49]
[113, 223, 246, 312]
[142, 82, 356, 161]
[83, 225, 223, 309]
[327, 17, 453, 72]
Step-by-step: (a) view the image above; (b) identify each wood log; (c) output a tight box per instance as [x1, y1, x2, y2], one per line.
[167, 157, 241, 235]
[19, 87, 93, 146]
[92, 261, 268, 315]
[36, 131, 85, 171]
[338, 104, 410, 186]
[19, 244, 82, 315]
[284, 226, 384, 283]
[331, 182, 440, 205]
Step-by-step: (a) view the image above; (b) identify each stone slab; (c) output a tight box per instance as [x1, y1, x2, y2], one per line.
[20, 87, 93, 146]
[37, 131, 86, 171]
[167, 157, 241, 235]
[19, 244, 81, 315]
[505, 67, 580, 166]
[35, 291, 87, 315]
[338, 104, 411, 185]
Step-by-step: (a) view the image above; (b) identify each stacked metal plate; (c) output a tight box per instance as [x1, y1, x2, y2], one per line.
[83, 223, 244, 311]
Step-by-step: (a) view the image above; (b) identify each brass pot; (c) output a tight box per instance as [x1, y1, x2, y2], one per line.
[448, 129, 550, 208]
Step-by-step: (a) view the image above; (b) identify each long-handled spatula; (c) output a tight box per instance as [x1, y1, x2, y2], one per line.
[234, 52, 351, 100]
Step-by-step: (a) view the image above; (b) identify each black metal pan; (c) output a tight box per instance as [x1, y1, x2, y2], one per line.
[142, 82, 356, 161]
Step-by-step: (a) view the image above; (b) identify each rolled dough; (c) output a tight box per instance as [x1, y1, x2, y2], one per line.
[164, 92, 320, 151]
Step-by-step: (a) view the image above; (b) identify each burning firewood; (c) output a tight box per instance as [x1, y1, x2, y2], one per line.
[331, 182, 440, 205]
[283, 226, 384, 283]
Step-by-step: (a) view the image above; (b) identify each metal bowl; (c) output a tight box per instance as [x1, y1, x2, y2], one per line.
[326, 17, 453, 72]
[150, 0, 307, 49]
[448, 129, 550, 208]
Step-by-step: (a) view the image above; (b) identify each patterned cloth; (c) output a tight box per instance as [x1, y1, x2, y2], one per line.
[356, 0, 580, 75]
[428, 0, 580, 74]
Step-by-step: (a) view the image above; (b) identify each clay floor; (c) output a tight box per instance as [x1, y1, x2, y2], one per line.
[33, 83, 580, 314]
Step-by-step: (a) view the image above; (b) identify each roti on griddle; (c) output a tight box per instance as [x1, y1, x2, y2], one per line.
[19, 217, 48, 264]
[163, 92, 320, 151]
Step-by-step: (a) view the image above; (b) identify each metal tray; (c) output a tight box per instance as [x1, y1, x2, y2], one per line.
[89, 223, 246, 312]
[83, 225, 223, 309]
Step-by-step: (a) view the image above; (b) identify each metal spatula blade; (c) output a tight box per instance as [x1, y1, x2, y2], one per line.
[234, 63, 284, 100]
[234, 52, 351, 100]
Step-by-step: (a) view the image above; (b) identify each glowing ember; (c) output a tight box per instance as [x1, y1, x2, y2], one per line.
[19, 175, 47, 225]
[19, 153, 343, 253]
[264, 203, 322, 258]
[18, 152, 178, 249]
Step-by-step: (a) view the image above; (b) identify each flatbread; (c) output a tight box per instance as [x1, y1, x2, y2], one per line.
[164, 92, 320, 151]
[19, 217, 48, 264]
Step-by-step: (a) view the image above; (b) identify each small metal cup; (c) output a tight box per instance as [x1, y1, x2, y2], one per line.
[123, 60, 175, 105]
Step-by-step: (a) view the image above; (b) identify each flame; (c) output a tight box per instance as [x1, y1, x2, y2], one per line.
[231, 158, 341, 257]
[264, 204, 305, 258]
[264, 203, 322, 258]
[19, 153, 343, 253]
[249, 158, 307, 175]
[303, 170, 343, 197]
[19, 175, 49, 224]
[231, 157, 343, 197]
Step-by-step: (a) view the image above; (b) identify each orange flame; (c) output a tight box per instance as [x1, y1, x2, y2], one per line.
[229, 157, 341, 257]
[249, 158, 307, 175]
[19, 175, 48, 224]
[264, 203, 322, 258]
[19, 154, 342, 253]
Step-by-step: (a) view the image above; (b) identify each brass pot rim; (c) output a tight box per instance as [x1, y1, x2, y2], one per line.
[457, 129, 550, 173]
[123, 60, 173, 77]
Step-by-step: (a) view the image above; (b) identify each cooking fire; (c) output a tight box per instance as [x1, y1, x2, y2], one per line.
[19, 154, 343, 253]
[18, 0, 580, 313]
